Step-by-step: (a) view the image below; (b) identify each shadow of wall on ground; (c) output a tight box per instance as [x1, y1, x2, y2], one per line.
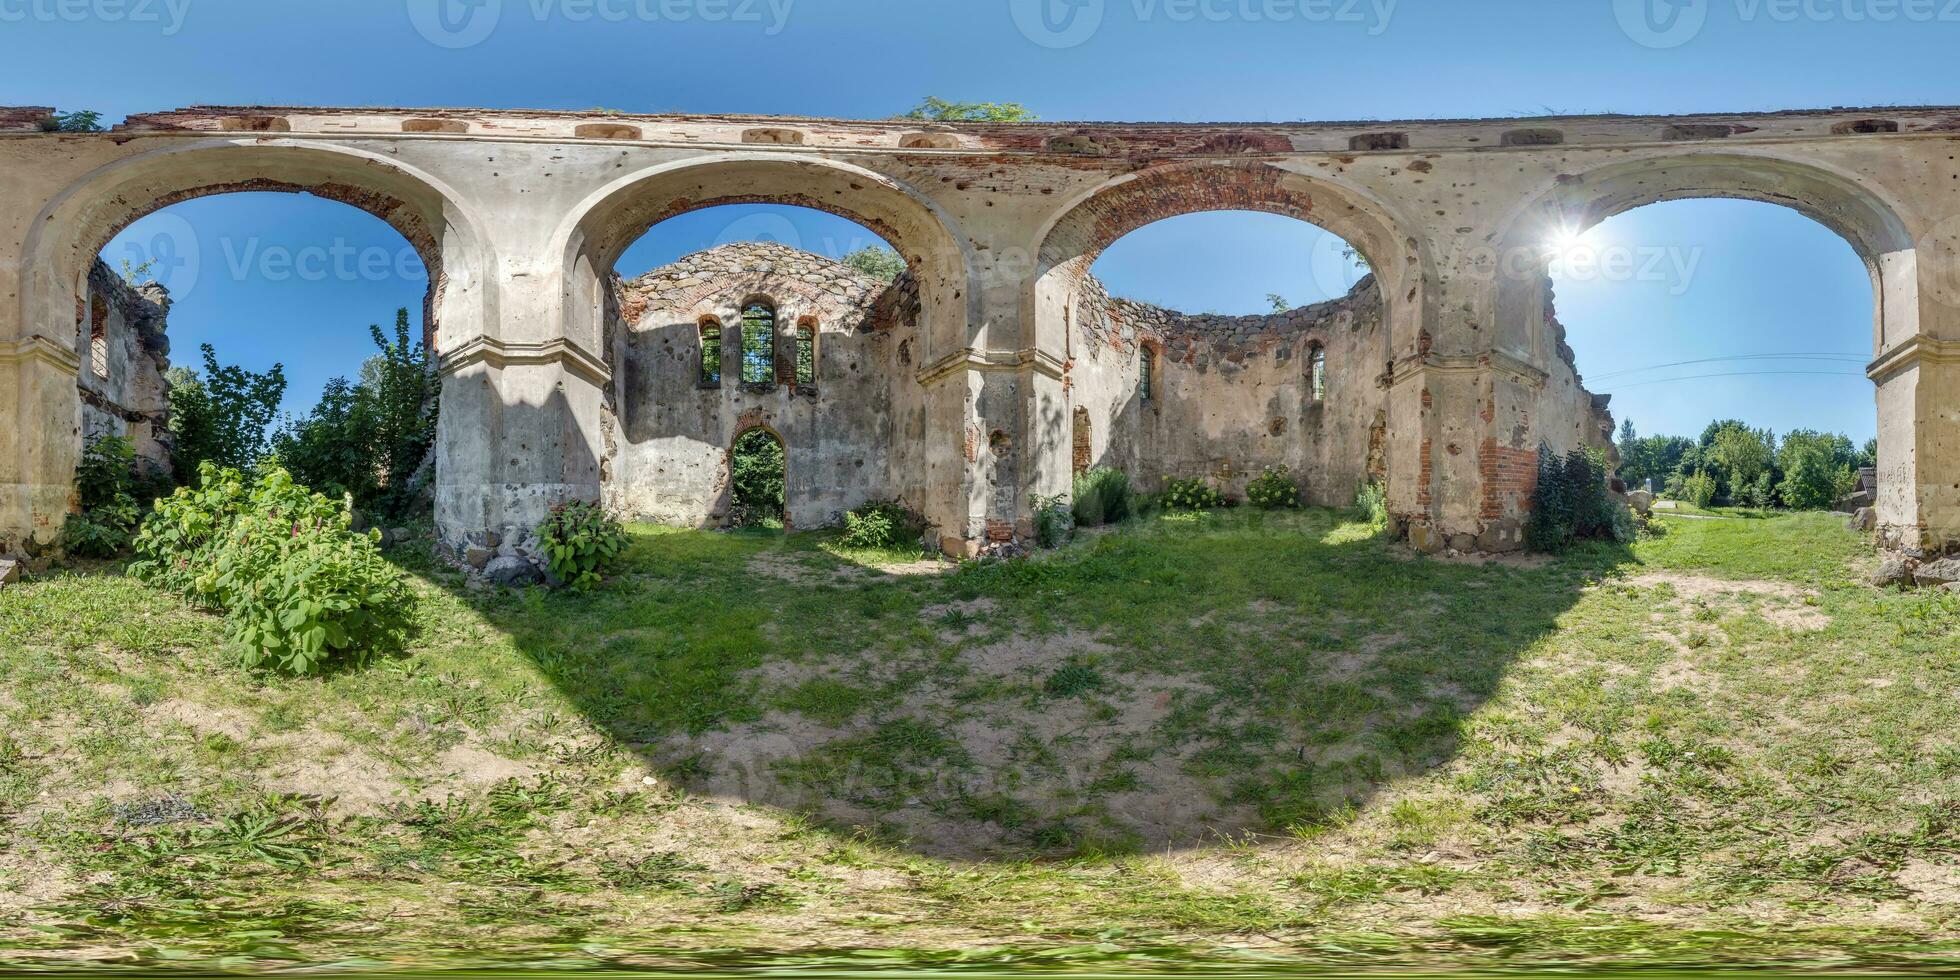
[424, 512, 1629, 860]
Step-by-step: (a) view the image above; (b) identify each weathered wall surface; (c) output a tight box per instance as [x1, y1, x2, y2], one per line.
[79, 262, 172, 480]
[1069, 274, 1391, 505]
[606, 243, 923, 529]
[3, 104, 1955, 561]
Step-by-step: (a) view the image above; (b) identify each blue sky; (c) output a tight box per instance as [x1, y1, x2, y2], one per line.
[34, 0, 1956, 439]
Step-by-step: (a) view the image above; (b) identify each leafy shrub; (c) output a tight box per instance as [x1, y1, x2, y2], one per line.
[1352, 481, 1389, 526]
[536, 500, 630, 591]
[841, 499, 918, 550]
[1071, 467, 1134, 527]
[1030, 492, 1075, 548]
[1525, 447, 1630, 552]
[729, 429, 786, 527]
[1681, 470, 1718, 509]
[1245, 466, 1300, 509]
[62, 435, 144, 558]
[1163, 477, 1224, 511]
[1777, 429, 1860, 511]
[167, 345, 287, 483]
[131, 463, 414, 674]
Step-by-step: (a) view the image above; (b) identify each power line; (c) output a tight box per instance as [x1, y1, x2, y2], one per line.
[1590, 352, 1867, 381]
[1606, 369, 1868, 391]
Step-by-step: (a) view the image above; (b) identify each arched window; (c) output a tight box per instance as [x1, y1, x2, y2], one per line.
[740, 301, 775, 385]
[1138, 345, 1155, 402]
[698, 318, 723, 387]
[795, 317, 816, 386]
[87, 294, 109, 380]
[1309, 344, 1327, 403]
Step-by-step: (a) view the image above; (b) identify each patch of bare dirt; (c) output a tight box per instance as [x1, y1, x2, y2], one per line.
[1626, 571, 1832, 632]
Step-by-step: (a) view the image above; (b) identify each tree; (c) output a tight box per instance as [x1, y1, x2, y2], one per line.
[40, 109, 103, 133]
[1266, 293, 1290, 314]
[1861, 437, 1878, 470]
[1707, 422, 1775, 501]
[270, 309, 437, 520]
[901, 97, 1036, 122]
[1777, 429, 1860, 511]
[842, 246, 906, 283]
[1620, 434, 1693, 492]
[168, 345, 287, 482]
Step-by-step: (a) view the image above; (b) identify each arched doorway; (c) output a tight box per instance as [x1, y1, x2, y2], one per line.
[6, 140, 493, 556]
[729, 427, 786, 529]
[1029, 163, 1423, 512]
[550, 155, 976, 547]
[1493, 152, 1921, 549]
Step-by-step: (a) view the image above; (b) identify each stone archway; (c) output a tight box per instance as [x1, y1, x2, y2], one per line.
[1490, 151, 1933, 553]
[3, 139, 493, 555]
[1025, 161, 1431, 516]
[549, 154, 985, 551]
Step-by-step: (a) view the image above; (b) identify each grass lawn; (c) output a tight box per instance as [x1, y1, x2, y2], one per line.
[2, 508, 1957, 972]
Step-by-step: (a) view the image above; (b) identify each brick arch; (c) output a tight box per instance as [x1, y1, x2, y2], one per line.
[18, 140, 488, 353]
[1489, 151, 1915, 360]
[1034, 162, 1418, 293]
[553, 154, 974, 368]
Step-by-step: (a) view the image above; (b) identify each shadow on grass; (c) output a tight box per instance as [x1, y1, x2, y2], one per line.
[409, 509, 1632, 859]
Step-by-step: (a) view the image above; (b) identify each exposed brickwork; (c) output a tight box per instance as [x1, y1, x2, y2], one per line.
[1040, 164, 1316, 275]
[1478, 440, 1540, 521]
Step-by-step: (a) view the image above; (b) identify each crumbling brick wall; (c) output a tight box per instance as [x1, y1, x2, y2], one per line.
[79, 260, 173, 481]
[604, 242, 924, 529]
[1067, 274, 1391, 505]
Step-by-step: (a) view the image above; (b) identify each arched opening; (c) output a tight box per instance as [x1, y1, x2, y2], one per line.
[561, 158, 966, 534]
[1043, 182, 1395, 509]
[12, 141, 486, 556]
[1494, 154, 1918, 540]
[1030, 163, 1425, 518]
[728, 427, 787, 529]
[1551, 199, 1876, 511]
[96, 192, 433, 508]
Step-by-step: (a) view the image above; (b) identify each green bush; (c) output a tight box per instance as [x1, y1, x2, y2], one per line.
[536, 500, 630, 591]
[1071, 467, 1134, 527]
[1164, 477, 1224, 511]
[840, 499, 919, 550]
[131, 463, 414, 674]
[1352, 481, 1389, 526]
[1680, 470, 1718, 509]
[1525, 447, 1630, 552]
[1030, 492, 1075, 548]
[1245, 466, 1300, 509]
[62, 435, 144, 558]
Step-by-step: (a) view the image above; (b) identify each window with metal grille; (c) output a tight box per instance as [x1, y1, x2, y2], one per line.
[699, 319, 723, 386]
[1310, 344, 1327, 403]
[740, 302, 775, 385]
[795, 319, 816, 385]
[88, 296, 109, 380]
